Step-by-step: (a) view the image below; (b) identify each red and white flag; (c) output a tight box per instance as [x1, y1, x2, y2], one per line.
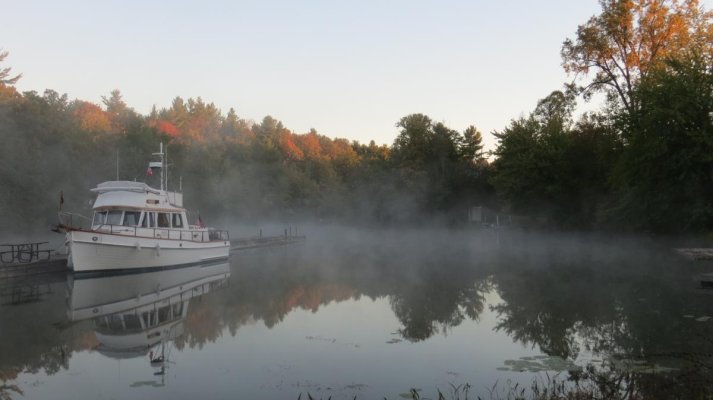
[146, 167, 153, 176]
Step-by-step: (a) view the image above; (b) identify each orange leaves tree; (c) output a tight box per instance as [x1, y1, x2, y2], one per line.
[71, 101, 111, 134]
[561, 0, 713, 113]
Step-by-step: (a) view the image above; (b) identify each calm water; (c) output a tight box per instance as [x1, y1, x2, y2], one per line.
[2, 227, 713, 399]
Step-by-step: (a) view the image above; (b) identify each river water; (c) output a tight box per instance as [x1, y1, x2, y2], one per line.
[1, 227, 712, 399]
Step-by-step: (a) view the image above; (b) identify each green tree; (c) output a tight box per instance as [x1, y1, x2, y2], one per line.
[101, 89, 139, 134]
[460, 125, 484, 162]
[492, 91, 619, 227]
[491, 116, 544, 216]
[609, 55, 713, 232]
[392, 113, 433, 169]
[221, 108, 252, 138]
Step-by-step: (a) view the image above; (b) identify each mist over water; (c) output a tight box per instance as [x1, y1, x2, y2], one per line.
[2, 226, 711, 399]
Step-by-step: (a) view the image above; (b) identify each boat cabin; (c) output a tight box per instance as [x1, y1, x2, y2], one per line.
[86, 181, 224, 242]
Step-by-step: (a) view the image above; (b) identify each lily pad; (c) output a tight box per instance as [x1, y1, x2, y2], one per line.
[610, 358, 679, 374]
[499, 355, 579, 373]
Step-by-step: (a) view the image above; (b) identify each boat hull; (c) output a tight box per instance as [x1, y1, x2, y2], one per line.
[66, 230, 230, 273]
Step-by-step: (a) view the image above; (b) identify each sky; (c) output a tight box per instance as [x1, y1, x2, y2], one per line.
[4, 1, 707, 150]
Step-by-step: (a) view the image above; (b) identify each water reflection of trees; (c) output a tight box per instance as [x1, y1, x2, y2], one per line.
[389, 274, 490, 341]
[0, 276, 98, 400]
[492, 243, 713, 398]
[180, 234, 497, 346]
[0, 277, 96, 376]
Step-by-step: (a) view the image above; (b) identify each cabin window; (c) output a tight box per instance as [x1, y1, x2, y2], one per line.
[108, 315, 124, 330]
[106, 210, 123, 226]
[123, 314, 142, 330]
[92, 211, 106, 226]
[141, 212, 156, 228]
[123, 211, 141, 226]
[172, 302, 184, 318]
[157, 213, 170, 228]
[95, 317, 109, 329]
[172, 213, 184, 228]
[157, 306, 171, 323]
[141, 311, 154, 327]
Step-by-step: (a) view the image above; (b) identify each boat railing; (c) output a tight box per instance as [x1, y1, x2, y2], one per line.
[58, 211, 92, 231]
[93, 224, 229, 243]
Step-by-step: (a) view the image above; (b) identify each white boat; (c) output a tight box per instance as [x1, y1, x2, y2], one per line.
[61, 144, 230, 273]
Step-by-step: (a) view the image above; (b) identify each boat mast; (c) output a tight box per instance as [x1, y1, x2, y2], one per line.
[152, 143, 165, 191]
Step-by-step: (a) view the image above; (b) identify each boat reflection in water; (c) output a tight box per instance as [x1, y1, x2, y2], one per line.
[66, 262, 230, 361]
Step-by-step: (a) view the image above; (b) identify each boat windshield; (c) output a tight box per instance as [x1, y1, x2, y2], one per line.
[172, 213, 183, 228]
[122, 211, 141, 226]
[92, 211, 107, 226]
[106, 210, 123, 225]
[157, 213, 170, 228]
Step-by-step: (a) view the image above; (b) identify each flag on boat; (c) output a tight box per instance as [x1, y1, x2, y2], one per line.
[147, 161, 161, 176]
[197, 214, 205, 228]
[59, 191, 64, 210]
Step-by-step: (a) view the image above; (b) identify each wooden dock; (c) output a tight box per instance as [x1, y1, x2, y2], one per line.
[0, 242, 68, 279]
[675, 248, 713, 261]
[230, 234, 306, 252]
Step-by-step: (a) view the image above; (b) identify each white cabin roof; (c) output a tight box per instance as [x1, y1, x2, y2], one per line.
[91, 180, 160, 195]
[90, 180, 184, 210]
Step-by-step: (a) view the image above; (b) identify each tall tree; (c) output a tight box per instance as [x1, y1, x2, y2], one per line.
[533, 89, 576, 132]
[562, 0, 713, 112]
[460, 125, 484, 162]
[392, 113, 433, 169]
[222, 107, 252, 138]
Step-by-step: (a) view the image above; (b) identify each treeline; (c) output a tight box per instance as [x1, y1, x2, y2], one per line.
[0, 71, 492, 230]
[1, 0, 712, 233]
